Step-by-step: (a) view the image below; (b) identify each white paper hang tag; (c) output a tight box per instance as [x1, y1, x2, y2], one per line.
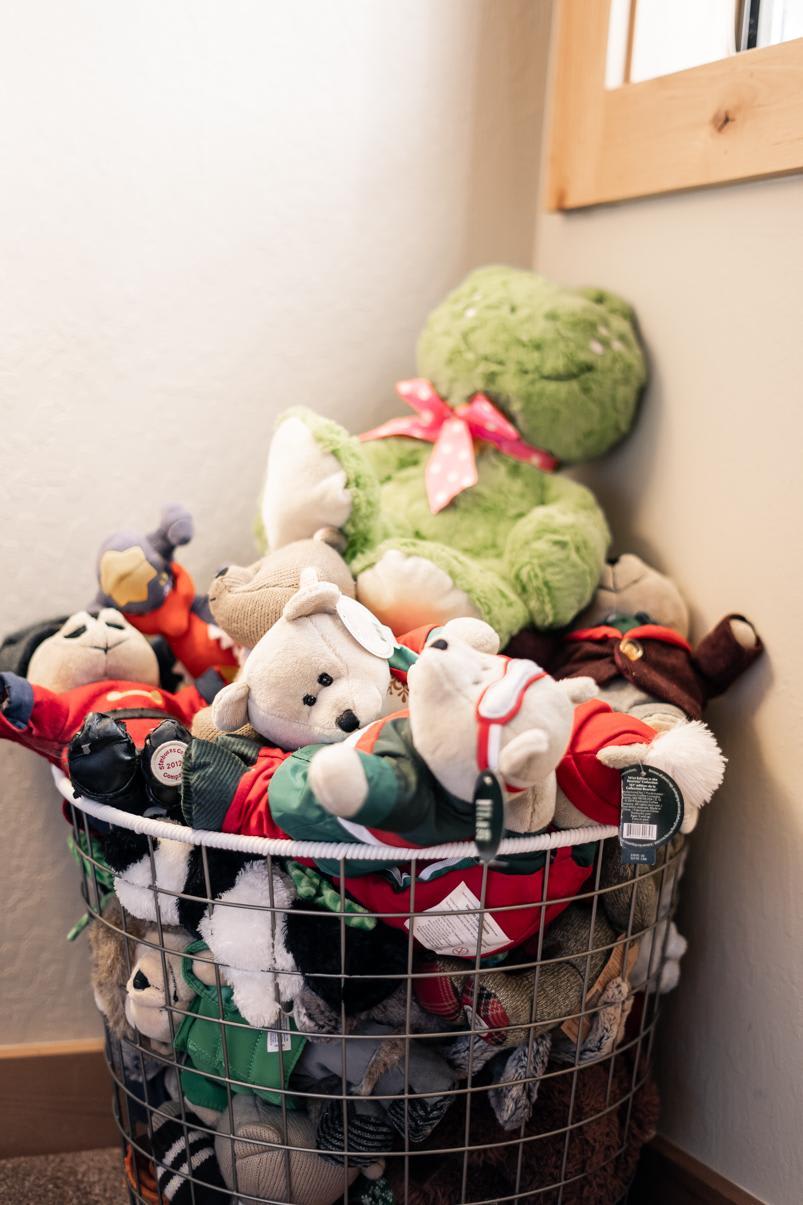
[336, 595, 397, 659]
[404, 881, 510, 957]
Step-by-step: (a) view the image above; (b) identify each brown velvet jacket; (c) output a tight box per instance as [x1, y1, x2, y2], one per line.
[507, 616, 763, 721]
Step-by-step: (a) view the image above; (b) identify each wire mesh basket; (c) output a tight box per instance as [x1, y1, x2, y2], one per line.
[60, 769, 679, 1205]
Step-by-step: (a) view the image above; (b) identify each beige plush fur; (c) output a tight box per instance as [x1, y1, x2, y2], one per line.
[310, 634, 596, 832]
[207, 536, 355, 651]
[578, 553, 691, 637]
[88, 895, 148, 1041]
[212, 570, 392, 749]
[124, 928, 196, 1051]
[26, 609, 159, 692]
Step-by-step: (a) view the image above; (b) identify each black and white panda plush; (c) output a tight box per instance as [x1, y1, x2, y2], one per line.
[110, 838, 301, 1030]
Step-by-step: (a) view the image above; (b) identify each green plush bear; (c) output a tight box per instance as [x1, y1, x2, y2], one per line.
[260, 266, 646, 644]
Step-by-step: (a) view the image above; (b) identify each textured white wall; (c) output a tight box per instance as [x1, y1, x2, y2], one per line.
[536, 174, 802, 1205]
[0, 0, 549, 1042]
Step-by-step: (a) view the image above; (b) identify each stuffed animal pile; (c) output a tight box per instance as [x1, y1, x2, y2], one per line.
[2, 267, 764, 1205]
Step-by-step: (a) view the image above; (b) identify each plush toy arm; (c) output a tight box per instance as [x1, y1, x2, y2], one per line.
[598, 720, 726, 833]
[260, 408, 381, 558]
[693, 614, 764, 699]
[0, 672, 68, 757]
[308, 745, 369, 817]
[147, 504, 193, 563]
[505, 475, 610, 630]
[308, 742, 432, 832]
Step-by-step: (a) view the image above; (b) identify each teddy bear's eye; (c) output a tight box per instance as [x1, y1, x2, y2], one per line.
[303, 694, 317, 707]
[317, 673, 333, 687]
[64, 625, 87, 640]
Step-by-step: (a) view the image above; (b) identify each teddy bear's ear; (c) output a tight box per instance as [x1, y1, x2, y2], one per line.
[212, 679, 251, 732]
[558, 676, 599, 704]
[283, 568, 341, 621]
[498, 728, 550, 787]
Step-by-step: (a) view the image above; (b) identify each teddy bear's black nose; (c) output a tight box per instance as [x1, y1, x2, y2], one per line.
[430, 638, 449, 650]
[336, 710, 360, 733]
[132, 970, 150, 991]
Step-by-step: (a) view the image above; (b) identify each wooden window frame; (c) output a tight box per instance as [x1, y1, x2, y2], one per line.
[545, 0, 803, 210]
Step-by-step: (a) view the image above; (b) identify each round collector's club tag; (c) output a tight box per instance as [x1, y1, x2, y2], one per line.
[149, 740, 187, 787]
[473, 770, 505, 863]
[619, 764, 684, 865]
[336, 595, 397, 659]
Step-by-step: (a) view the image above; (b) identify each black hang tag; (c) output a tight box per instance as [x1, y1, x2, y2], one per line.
[619, 764, 684, 865]
[473, 770, 505, 863]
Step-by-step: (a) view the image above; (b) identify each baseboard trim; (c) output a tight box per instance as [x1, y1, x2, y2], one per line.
[0, 1042, 770, 1204]
[636, 1135, 766, 1205]
[0, 1038, 118, 1158]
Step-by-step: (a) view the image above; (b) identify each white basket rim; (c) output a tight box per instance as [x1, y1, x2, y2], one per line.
[53, 767, 616, 863]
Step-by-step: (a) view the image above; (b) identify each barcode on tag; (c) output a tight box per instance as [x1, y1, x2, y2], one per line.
[623, 822, 658, 840]
[266, 1018, 293, 1054]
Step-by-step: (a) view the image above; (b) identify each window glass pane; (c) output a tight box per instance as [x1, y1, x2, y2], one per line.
[629, 0, 737, 83]
[605, 0, 633, 88]
[757, 0, 803, 45]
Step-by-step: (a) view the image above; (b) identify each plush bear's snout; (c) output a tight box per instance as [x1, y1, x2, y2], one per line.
[336, 709, 360, 733]
[132, 969, 149, 991]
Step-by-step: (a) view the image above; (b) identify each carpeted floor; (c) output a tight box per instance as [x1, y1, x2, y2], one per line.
[0, 1147, 128, 1205]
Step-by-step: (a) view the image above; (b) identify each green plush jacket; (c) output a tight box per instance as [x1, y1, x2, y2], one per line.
[173, 953, 305, 1114]
[270, 714, 478, 858]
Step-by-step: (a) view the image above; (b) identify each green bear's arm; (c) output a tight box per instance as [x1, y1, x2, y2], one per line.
[276, 406, 384, 560]
[505, 474, 610, 630]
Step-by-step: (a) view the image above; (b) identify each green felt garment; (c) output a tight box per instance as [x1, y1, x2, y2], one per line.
[174, 950, 305, 1114]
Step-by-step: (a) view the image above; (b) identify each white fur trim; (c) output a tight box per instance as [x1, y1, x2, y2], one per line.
[597, 720, 725, 828]
[113, 840, 190, 925]
[642, 720, 726, 819]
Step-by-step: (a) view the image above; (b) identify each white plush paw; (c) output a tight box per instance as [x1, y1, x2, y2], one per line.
[262, 417, 353, 549]
[308, 744, 369, 817]
[730, 617, 758, 649]
[356, 549, 480, 633]
[596, 742, 651, 770]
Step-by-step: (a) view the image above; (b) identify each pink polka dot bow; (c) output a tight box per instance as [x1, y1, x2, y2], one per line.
[360, 379, 558, 514]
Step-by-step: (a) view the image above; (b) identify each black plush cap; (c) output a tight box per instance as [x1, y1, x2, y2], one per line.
[0, 616, 69, 677]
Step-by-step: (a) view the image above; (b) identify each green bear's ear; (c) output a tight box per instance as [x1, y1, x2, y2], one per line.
[576, 287, 635, 324]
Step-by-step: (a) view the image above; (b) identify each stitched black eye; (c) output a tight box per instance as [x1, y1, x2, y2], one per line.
[317, 673, 333, 687]
[303, 694, 317, 707]
[105, 620, 125, 630]
[64, 625, 87, 640]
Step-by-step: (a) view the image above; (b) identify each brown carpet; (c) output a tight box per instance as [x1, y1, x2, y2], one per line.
[0, 1147, 128, 1205]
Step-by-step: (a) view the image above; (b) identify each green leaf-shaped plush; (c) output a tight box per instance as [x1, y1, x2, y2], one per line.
[260, 266, 646, 644]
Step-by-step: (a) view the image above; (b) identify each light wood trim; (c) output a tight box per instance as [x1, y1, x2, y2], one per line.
[546, 0, 803, 210]
[0, 1037, 105, 1059]
[0, 1038, 118, 1157]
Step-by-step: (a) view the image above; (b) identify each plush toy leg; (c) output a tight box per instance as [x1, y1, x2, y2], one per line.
[150, 1100, 230, 1203]
[262, 415, 352, 549]
[68, 714, 143, 810]
[505, 491, 610, 630]
[354, 539, 527, 640]
[551, 977, 634, 1065]
[385, 1091, 452, 1144]
[215, 1097, 360, 1205]
[487, 1032, 552, 1132]
[316, 1099, 390, 1178]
